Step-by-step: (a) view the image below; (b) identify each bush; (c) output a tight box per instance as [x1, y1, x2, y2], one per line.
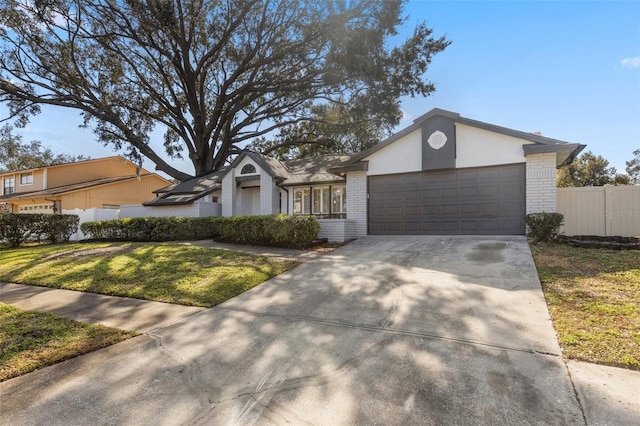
[80, 215, 320, 246]
[0, 213, 33, 248]
[526, 212, 564, 243]
[41, 215, 79, 243]
[214, 214, 320, 246]
[80, 216, 220, 241]
[0, 213, 79, 248]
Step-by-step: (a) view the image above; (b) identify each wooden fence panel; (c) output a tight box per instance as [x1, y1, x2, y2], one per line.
[557, 186, 640, 237]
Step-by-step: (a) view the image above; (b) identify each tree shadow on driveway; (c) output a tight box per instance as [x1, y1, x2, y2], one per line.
[0, 236, 592, 425]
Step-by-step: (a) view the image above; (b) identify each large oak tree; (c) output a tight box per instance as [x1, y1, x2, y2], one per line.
[0, 0, 449, 180]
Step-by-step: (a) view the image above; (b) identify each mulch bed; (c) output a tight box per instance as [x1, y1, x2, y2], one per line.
[558, 235, 640, 250]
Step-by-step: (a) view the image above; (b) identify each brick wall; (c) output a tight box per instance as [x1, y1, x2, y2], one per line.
[317, 219, 356, 242]
[221, 170, 235, 217]
[346, 171, 367, 236]
[259, 171, 278, 215]
[526, 152, 557, 214]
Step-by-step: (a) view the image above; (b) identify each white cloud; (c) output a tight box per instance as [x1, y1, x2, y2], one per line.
[620, 57, 640, 69]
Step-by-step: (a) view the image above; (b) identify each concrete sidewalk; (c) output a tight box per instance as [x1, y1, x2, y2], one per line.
[0, 282, 203, 333]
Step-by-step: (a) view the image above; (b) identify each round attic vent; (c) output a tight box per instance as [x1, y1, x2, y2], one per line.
[427, 130, 447, 150]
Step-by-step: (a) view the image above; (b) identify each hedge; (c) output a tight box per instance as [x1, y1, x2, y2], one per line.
[80, 214, 320, 246]
[214, 214, 320, 246]
[0, 213, 79, 248]
[80, 216, 220, 242]
[526, 212, 564, 243]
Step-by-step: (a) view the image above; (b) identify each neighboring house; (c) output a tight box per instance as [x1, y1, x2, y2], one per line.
[135, 108, 585, 241]
[0, 156, 172, 214]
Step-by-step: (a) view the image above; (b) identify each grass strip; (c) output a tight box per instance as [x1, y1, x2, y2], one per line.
[0, 303, 134, 382]
[530, 243, 640, 369]
[0, 242, 298, 307]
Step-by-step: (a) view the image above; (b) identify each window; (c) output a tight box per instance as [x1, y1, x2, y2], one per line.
[3, 177, 14, 195]
[103, 204, 119, 209]
[293, 188, 311, 214]
[312, 187, 330, 214]
[332, 186, 346, 214]
[20, 172, 33, 185]
[240, 164, 256, 174]
[294, 185, 346, 218]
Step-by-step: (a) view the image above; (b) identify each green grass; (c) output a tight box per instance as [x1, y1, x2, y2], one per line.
[530, 243, 640, 370]
[0, 242, 299, 307]
[0, 303, 134, 382]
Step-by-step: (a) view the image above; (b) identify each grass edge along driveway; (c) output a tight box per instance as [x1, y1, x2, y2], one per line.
[0, 242, 299, 307]
[0, 242, 298, 381]
[530, 242, 639, 370]
[0, 303, 135, 382]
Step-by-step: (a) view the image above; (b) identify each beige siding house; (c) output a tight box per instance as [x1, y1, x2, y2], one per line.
[0, 156, 171, 213]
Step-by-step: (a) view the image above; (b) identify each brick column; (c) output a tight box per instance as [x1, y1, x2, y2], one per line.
[526, 153, 557, 214]
[346, 171, 368, 236]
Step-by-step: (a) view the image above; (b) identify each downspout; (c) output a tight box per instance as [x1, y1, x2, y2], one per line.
[44, 197, 60, 214]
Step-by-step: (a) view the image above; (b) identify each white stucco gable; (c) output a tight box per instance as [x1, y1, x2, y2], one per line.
[351, 108, 584, 176]
[455, 123, 534, 168]
[366, 128, 422, 176]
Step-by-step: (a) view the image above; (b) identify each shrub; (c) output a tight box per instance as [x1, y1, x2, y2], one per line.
[80, 216, 220, 241]
[526, 212, 564, 243]
[0, 213, 79, 247]
[214, 214, 320, 246]
[0, 213, 33, 248]
[41, 215, 79, 243]
[80, 215, 320, 246]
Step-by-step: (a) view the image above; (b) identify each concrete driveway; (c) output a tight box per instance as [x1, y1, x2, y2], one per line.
[0, 236, 584, 425]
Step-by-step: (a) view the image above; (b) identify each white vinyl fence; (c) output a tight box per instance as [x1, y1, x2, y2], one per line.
[557, 185, 640, 237]
[63, 208, 120, 241]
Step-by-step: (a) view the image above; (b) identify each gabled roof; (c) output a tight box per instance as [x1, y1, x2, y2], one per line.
[0, 175, 157, 201]
[347, 108, 585, 167]
[220, 151, 289, 181]
[143, 169, 226, 206]
[143, 188, 221, 206]
[144, 151, 354, 206]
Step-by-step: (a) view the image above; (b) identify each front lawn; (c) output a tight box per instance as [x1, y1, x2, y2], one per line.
[0, 242, 298, 307]
[530, 243, 640, 370]
[0, 303, 134, 382]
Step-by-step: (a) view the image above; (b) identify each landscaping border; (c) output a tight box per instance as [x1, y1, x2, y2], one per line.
[558, 235, 640, 250]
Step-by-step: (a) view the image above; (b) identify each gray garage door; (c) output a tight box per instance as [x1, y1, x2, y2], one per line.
[368, 164, 526, 235]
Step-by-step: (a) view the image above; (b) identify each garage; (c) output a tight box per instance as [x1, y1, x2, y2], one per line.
[368, 164, 526, 235]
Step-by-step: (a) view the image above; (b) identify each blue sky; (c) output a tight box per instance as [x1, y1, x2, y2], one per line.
[7, 0, 640, 177]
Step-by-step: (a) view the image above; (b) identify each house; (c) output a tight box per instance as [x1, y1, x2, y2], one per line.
[0, 156, 172, 214]
[134, 108, 585, 241]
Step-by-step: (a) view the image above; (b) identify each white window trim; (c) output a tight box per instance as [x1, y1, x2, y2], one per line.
[293, 187, 311, 215]
[331, 185, 347, 214]
[19, 172, 33, 186]
[3, 177, 15, 195]
[293, 184, 346, 217]
[240, 163, 258, 175]
[312, 186, 330, 214]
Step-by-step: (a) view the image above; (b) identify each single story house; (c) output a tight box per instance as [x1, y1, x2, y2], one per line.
[134, 108, 585, 241]
[0, 156, 172, 213]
